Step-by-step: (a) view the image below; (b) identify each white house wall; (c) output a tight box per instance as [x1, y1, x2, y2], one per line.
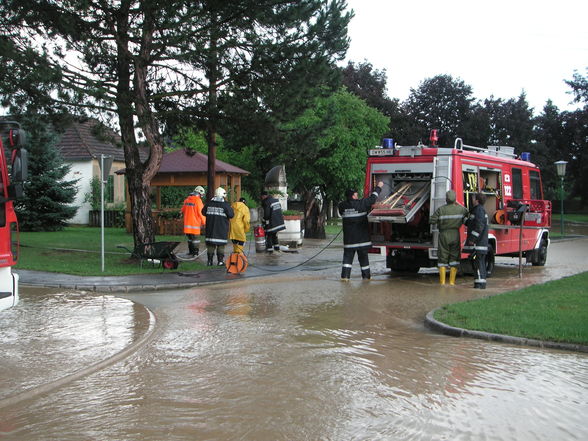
[66, 159, 127, 225]
[67, 160, 93, 224]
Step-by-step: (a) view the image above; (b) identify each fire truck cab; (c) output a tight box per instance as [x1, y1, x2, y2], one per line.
[365, 137, 551, 274]
[0, 121, 27, 312]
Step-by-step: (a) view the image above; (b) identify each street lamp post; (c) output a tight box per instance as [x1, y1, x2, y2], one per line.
[99, 154, 113, 272]
[554, 160, 567, 237]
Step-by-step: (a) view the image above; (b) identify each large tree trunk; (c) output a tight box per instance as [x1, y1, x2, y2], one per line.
[206, 23, 219, 200]
[131, 60, 162, 247]
[303, 190, 326, 239]
[116, 13, 159, 248]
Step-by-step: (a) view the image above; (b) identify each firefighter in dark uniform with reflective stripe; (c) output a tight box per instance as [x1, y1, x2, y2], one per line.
[464, 192, 489, 289]
[338, 181, 384, 280]
[430, 190, 468, 285]
[202, 187, 234, 266]
[261, 191, 286, 253]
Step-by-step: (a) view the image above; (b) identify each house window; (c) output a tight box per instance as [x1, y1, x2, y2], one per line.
[105, 175, 114, 204]
[120, 175, 126, 203]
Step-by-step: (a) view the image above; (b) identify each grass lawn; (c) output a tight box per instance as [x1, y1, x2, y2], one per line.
[16, 226, 209, 276]
[16, 224, 343, 276]
[325, 223, 343, 237]
[564, 213, 588, 223]
[434, 272, 588, 345]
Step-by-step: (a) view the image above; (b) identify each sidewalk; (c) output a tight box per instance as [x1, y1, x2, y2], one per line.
[16, 238, 346, 292]
[16, 235, 584, 292]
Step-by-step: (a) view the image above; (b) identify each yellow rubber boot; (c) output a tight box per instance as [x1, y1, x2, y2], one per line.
[439, 267, 447, 285]
[449, 267, 457, 285]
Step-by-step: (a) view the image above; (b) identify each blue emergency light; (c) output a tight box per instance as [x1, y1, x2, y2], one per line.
[382, 138, 394, 149]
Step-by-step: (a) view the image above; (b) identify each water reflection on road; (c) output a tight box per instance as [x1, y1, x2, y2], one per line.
[0, 239, 587, 440]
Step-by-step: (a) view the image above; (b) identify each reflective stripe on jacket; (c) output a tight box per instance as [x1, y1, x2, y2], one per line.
[338, 187, 381, 249]
[262, 196, 286, 233]
[181, 194, 206, 234]
[464, 203, 489, 254]
[202, 197, 234, 245]
[430, 202, 468, 231]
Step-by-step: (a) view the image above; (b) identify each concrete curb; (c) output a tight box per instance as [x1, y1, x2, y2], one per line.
[425, 308, 588, 353]
[16, 268, 269, 293]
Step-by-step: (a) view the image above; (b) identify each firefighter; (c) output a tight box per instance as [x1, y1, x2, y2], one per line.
[464, 192, 489, 289]
[202, 187, 234, 266]
[181, 186, 206, 257]
[261, 191, 285, 253]
[229, 197, 251, 254]
[338, 181, 384, 280]
[430, 190, 468, 285]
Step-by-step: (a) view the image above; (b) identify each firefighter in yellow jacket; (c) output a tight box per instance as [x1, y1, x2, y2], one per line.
[229, 197, 251, 254]
[181, 186, 206, 256]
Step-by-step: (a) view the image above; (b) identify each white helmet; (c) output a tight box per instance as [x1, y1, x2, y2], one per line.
[194, 186, 205, 196]
[215, 187, 227, 198]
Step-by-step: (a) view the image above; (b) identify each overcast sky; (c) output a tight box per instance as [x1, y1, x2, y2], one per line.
[343, 0, 587, 113]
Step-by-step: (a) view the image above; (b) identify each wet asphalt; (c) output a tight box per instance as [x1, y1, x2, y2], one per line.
[3, 236, 587, 419]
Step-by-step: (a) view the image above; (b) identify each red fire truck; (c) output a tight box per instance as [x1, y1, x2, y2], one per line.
[0, 121, 28, 312]
[365, 135, 551, 274]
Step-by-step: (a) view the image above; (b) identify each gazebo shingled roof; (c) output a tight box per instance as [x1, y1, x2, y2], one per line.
[149, 149, 249, 209]
[158, 149, 249, 175]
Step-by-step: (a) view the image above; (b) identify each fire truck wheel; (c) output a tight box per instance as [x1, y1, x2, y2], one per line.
[531, 239, 548, 266]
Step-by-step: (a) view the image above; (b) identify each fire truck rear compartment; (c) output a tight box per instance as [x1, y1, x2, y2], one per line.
[368, 172, 433, 244]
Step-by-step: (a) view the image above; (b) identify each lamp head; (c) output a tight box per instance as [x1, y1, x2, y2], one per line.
[554, 160, 568, 178]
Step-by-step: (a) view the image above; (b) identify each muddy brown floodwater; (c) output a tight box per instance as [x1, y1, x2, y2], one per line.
[1, 238, 587, 440]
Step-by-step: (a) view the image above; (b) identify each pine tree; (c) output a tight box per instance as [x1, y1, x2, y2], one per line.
[0, 0, 352, 247]
[15, 116, 78, 231]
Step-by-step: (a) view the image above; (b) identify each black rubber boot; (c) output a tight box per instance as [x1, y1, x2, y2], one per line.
[188, 242, 199, 257]
[361, 269, 371, 280]
[217, 254, 225, 266]
[207, 253, 214, 266]
[341, 266, 351, 281]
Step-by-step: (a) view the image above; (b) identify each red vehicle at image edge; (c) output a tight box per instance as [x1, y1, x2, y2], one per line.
[0, 121, 28, 312]
[365, 132, 551, 275]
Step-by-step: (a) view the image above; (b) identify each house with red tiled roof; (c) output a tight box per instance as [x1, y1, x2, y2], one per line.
[56, 118, 129, 224]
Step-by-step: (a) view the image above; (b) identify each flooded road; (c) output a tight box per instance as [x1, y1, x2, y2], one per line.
[1, 238, 587, 440]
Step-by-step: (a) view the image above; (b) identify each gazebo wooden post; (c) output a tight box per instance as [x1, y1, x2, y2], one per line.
[156, 187, 162, 210]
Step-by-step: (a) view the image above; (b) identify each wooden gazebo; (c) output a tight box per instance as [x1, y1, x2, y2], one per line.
[119, 149, 250, 233]
[151, 149, 250, 207]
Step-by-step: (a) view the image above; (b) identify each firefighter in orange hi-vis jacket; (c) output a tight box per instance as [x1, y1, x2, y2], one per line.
[181, 186, 206, 256]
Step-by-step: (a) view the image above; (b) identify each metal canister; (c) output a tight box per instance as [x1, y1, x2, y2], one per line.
[254, 225, 266, 252]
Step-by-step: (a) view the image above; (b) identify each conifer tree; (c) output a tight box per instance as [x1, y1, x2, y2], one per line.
[15, 116, 78, 231]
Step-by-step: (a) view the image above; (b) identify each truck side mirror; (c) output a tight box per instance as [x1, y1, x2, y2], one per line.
[11, 148, 28, 183]
[8, 128, 26, 148]
[8, 148, 28, 199]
